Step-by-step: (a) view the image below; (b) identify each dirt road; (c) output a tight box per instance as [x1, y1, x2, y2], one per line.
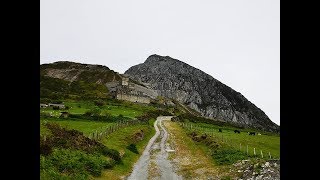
[127, 116, 181, 180]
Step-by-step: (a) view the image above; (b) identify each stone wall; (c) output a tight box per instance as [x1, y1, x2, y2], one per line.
[116, 94, 150, 104]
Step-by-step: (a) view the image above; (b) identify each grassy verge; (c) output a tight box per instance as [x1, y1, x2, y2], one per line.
[163, 120, 233, 179]
[95, 119, 156, 180]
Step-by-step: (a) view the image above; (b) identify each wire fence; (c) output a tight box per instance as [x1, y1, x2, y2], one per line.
[178, 122, 277, 159]
[88, 119, 148, 141]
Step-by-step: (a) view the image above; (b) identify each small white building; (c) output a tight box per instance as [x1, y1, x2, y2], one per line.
[122, 77, 129, 86]
[40, 104, 48, 108]
[48, 103, 65, 109]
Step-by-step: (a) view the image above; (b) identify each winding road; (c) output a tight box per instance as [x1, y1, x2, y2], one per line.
[127, 116, 181, 180]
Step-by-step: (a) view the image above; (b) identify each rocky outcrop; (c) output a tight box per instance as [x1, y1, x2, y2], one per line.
[232, 159, 280, 180]
[40, 61, 122, 84]
[40, 61, 156, 104]
[125, 54, 279, 132]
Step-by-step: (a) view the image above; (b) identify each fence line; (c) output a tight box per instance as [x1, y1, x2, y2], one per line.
[89, 119, 148, 140]
[178, 122, 276, 159]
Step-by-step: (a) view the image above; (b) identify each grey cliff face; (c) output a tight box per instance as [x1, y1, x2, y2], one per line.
[125, 54, 279, 132]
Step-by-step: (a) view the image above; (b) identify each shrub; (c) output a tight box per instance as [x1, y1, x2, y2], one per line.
[127, 144, 139, 154]
[52, 100, 63, 104]
[40, 112, 52, 118]
[53, 106, 60, 110]
[135, 109, 172, 122]
[40, 142, 52, 156]
[94, 100, 105, 107]
[99, 147, 121, 162]
[102, 110, 112, 119]
[84, 111, 93, 116]
[89, 106, 102, 116]
[40, 98, 52, 104]
[43, 123, 121, 162]
[42, 149, 110, 177]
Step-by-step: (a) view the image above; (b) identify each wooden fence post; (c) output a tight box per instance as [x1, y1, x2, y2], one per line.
[269, 152, 271, 159]
[261, 150, 263, 158]
[247, 145, 248, 155]
[254, 148, 256, 156]
[240, 143, 241, 151]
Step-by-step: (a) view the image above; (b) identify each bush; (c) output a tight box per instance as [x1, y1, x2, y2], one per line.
[102, 110, 112, 119]
[99, 147, 121, 162]
[40, 98, 52, 104]
[135, 109, 172, 121]
[94, 100, 105, 107]
[84, 111, 93, 116]
[127, 144, 139, 154]
[89, 106, 102, 116]
[40, 112, 52, 118]
[41, 149, 111, 177]
[43, 123, 121, 162]
[52, 106, 60, 110]
[52, 100, 63, 104]
[40, 142, 52, 156]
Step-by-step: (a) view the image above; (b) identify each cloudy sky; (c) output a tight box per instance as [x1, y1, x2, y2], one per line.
[41, 0, 280, 125]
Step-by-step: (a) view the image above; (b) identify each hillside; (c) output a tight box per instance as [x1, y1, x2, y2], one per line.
[40, 61, 122, 84]
[40, 59, 279, 179]
[125, 54, 279, 132]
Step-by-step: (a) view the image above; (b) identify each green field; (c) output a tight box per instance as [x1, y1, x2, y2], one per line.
[40, 98, 160, 179]
[40, 118, 114, 136]
[40, 97, 279, 179]
[41, 99, 156, 119]
[40, 99, 157, 138]
[180, 122, 280, 158]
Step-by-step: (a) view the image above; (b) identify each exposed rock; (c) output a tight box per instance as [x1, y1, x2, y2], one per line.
[125, 54, 279, 132]
[230, 159, 280, 180]
[40, 61, 122, 84]
[265, 162, 270, 167]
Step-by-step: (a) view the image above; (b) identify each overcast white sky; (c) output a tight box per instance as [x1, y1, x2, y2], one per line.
[41, 0, 280, 125]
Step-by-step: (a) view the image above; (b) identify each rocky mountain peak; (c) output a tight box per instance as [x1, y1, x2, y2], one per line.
[125, 54, 279, 132]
